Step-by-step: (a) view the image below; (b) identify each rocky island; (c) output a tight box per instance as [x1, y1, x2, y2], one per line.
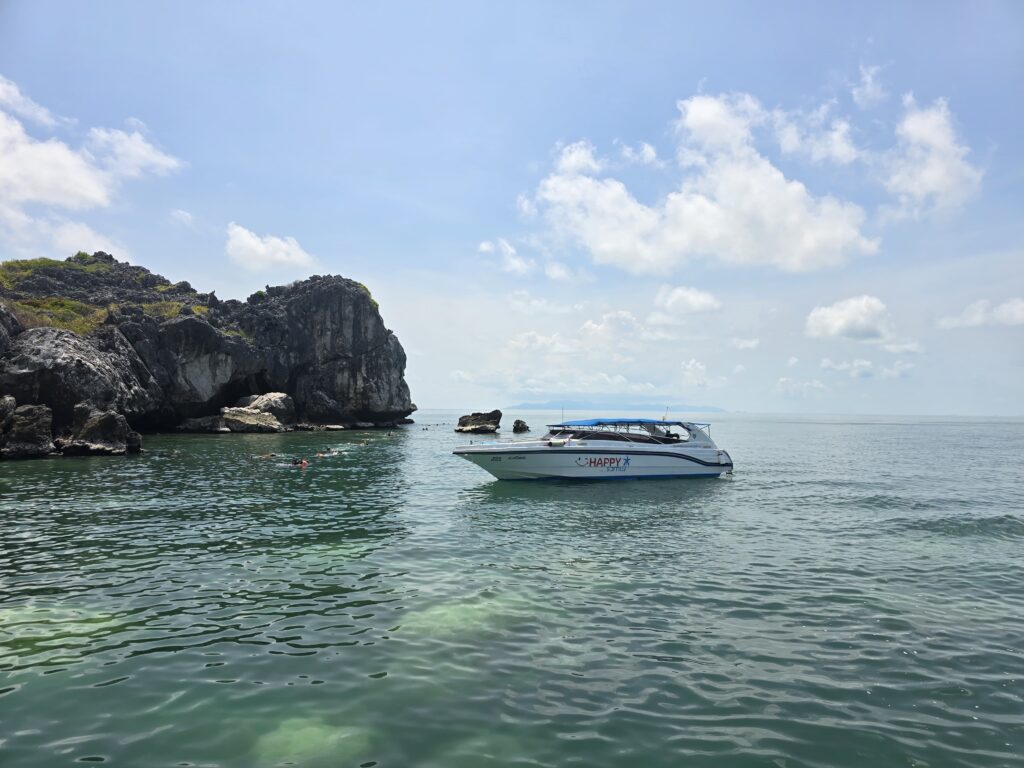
[0, 252, 415, 458]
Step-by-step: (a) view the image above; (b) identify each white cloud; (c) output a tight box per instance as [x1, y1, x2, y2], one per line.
[0, 74, 62, 127]
[732, 364, 746, 375]
[225, 222, 316, 271]
[507, 310, 642, 361]
[681, 358, 725, 388]
[883, 340, 923, 354]
[621, 141, 661, 166]
[580, 310, 641, 344]
[507, 330, 573, 354]
[498, 238, 534, 275]
[516, 194, 537, 218]
[806, 295, 891, 341]
[773, 104, 859, 165]
[938, 298, 1024, 329]
[51, 221, 126, 258]
[787, 356, 800, 367]
[170, 209, 193, 227]
[0, 214, 130, 261]
[529, 370, 658, 396]
[534, 93, 876, 275]
[475, 337, 660, 396]
[775, 377, 826, 397]
[677, 93, 764, 152]
[0, 111, 111, 209]
[507, 290, 581, 315]
[556, 140, 603, 175]
[884, 95, 982, 217]
[544, 261, 571, 280]
[479, 238, 535, 275]
[729, 337, 760, 350]
[852, 65, 887, 109]
[86, 127, 180, 179]
[0, 83, 181, 259]
[653, 285, 721, 318]
[881, 360, 914, 379]
[820, 357, 874, 378]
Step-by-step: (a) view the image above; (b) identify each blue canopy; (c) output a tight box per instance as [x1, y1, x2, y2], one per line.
[548, 418, 688, 428]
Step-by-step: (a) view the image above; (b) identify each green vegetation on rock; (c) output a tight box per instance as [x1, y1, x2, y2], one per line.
[141, 301, 184, 320]
[6, 297, 109, 335]
[0, 256, 113, 291]
[222, 326, 252, 339]
[356, 282, 379, 310]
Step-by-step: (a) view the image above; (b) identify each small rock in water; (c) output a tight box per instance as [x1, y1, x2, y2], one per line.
[220, 407, 288, 433]
[57, 401, 142, 456]
[455, 409, 502, 433]
[0, 402, 54, 460]
[233, 392, 296, 424]
[513, 419, 530, 433]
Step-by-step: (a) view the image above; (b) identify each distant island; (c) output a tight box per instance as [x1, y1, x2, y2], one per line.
[505, 399, 724, 413]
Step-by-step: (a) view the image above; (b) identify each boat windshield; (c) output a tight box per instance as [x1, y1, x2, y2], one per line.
[543, 422, 692, 445]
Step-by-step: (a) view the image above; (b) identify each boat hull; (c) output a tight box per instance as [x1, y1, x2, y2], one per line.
[453, 444, 732, 480]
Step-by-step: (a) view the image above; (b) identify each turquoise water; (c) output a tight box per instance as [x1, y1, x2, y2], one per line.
[1, 411, 1022, 767]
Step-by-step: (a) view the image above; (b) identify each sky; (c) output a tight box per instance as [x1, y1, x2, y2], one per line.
[1, 1, 1022, 414]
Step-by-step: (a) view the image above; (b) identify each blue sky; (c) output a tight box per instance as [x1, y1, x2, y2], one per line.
[1, 2, 1022, 414]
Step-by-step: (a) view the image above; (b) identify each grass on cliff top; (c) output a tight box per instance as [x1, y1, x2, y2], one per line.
[355, 282, 379, 310]
[141, 301, 184, 319]
[0, 254, 115, 291]
[6, 297, 110, 335]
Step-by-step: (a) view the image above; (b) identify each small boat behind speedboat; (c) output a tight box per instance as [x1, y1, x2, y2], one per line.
[453, 418, 733, 480]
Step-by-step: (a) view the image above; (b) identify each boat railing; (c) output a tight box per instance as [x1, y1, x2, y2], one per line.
[459, 435, 549, 445]
[548, 428, 689, 445]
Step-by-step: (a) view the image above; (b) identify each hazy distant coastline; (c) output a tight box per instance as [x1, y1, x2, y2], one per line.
[505, 400, 724, 413]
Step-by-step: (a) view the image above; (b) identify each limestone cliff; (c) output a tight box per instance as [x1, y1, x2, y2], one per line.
[0, 252, 414, 436]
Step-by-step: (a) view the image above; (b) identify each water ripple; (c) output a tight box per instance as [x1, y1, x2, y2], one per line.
[1, 414, 1022, 766]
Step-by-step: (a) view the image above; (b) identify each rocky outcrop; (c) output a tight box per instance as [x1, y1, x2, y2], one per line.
[230, 277, 412, 424]
[0, 252, 415, 437]
[0, 326, 161, 430]
[177, 393, 295, 433]
[220, 407, 287, 433]
[0, 395, 15, 434]
[177, 415, 229, 433]
[56, 402, 142, 456]
[1, 404, 54, 459]
[235, 392, 296, 424]
[513, 419, 530, 433]
[456, 410, 502, 434]
[0, 303, 22, 357]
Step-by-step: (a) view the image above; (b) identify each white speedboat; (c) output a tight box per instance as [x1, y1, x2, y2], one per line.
[453, 418, 733, 480]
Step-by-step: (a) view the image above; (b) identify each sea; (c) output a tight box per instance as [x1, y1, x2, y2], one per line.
[1, 410, 1022, 767]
